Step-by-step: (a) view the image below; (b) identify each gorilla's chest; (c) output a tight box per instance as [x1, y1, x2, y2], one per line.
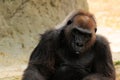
[56, 50, 95, 71]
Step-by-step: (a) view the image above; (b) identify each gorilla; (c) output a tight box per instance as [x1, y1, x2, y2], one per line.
[22, 10, 115, 80]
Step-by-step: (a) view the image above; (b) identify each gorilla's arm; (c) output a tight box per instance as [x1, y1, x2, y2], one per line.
[83, 35, 115, 80]
[52, 65, 89, 80]
[22, 30, 59, 80]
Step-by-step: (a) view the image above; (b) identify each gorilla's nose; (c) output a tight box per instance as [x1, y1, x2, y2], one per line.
[76, 42, 84, 47]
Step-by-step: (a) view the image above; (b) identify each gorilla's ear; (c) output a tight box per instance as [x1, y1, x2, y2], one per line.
[59, 29, 65, 42]
[66, 20, 72, 25]
[60, 29, 64, 37]
[95, 28, 97, 32]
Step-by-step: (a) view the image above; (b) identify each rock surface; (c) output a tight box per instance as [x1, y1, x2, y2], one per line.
[0, 0, 88, 66]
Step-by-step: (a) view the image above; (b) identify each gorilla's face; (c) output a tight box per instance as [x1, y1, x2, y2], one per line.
[64, 15, 96, 54]
[70, 28, 92, 53]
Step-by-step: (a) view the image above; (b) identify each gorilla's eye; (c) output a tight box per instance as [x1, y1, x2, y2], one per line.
[86, 33, 92, 38]
[72, 28, 80, 36]
[67, 20, 72, 25]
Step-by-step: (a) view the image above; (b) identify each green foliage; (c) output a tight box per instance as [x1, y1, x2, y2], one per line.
[114, 61, 120, 66]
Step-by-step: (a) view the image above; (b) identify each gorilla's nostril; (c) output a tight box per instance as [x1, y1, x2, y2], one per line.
[76, 43, 83, 47]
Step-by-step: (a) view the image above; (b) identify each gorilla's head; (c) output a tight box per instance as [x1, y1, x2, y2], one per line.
[62, 11, 97, 54]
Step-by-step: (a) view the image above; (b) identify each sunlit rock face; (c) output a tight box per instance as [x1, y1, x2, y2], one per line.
[0, 0, 88, 65]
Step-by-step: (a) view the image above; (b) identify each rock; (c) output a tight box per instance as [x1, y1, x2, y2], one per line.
[0, 0, 88, 65]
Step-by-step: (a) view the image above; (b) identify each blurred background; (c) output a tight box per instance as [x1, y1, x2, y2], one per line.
[0, 0, 119, 80]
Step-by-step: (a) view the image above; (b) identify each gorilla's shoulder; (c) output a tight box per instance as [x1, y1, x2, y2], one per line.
[95, 35, 110, 47]
[40, 29, 61, 42]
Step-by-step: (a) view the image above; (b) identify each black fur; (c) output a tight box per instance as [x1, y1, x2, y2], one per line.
[22, 29, 115, 80]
